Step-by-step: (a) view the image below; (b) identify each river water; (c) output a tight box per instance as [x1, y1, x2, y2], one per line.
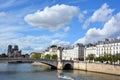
[0, 63, 119, 80]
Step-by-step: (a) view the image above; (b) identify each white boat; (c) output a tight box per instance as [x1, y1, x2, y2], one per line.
[58, 73, 74, 80]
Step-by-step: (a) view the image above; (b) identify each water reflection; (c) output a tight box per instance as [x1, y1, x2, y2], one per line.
[72, 70, 120, 80]
[56, 70, 120, 80]
[0, 63, 119, 80]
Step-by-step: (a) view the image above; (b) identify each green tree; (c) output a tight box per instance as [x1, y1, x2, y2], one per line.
[52, 54, 58, 60]
[116, 53, 120, 64]
[31, 53, 41, 59]
[44, 54, 51, 60]
[20, 54, 25, 58]
[99, 56, 107, 62]
[86, 54, 95, 60]
[116, 53, 120, 60]
[0, 53, 8, 58]
[94, 57, 100, 61]
[111, 55, 117, 64]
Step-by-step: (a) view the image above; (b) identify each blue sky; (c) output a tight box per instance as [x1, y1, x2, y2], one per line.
[0, 0, 120, 54]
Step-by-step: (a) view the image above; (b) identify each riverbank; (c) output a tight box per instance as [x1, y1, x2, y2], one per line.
[32, 61, 120, 75]
[74, 62, 120, 76]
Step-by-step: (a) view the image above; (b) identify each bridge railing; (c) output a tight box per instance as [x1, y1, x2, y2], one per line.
[0, 58, 58, 61]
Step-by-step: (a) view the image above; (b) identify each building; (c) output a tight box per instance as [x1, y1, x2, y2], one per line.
[42, 45, 60, 59]
[84, 45, 97, 59]
[7, 45, 22, 58]
[62, 43, 84, 61]
[42, 44, 84, 61]
[84, 38, 120, 59]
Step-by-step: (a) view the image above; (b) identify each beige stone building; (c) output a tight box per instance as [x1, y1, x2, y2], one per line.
[84, 38, 120, 58]
[42, 45, 61, 59]
[62, 43, 84, 61]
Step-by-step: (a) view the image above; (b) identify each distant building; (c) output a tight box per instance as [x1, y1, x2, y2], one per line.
[42, 44, 84, 61]
[7, 45, 22, 58]
[84, 38, 120, 60]
[62, 43, 84, 61]
[42, 45, 60, 59]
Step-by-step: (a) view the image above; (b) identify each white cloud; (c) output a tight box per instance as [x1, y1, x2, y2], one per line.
[63, 26, 70, 32]
[0, 0, 29, 9]
[0, 13, 67, 53]
[0, 25, 22, 33]
[76, 12, 120, 44]
[0, 32, 66, 53]
[0, 25, 25, 41]
[0, 0, 15, 9]
[11, 33, 65, 44]
[51, 40, 70, 47]
[83, 10, 88, 14]
[33, 47, 47, 52]
[0, 12, 7, 18]
[82, 3, 114, 29]
[79, 13, 84, 22]
[24, 4, 79, 31]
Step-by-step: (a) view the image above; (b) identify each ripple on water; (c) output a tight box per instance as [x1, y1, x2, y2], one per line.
[0, 63, 120, 80]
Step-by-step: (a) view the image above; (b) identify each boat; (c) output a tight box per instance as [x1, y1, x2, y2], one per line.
[58, 73, 74, 80]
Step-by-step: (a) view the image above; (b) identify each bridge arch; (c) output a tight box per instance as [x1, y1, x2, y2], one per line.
[63, 63, 73, 70]
[39, 62, 57, 70]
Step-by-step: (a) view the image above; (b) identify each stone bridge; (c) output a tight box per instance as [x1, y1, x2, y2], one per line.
[57, 60, 74, 70]
[36, 60, 74, 70]
[0, 58, 74, 70]
[35, 60, 58, 69]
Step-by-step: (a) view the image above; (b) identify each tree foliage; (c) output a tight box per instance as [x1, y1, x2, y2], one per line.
[0, 53, 8, 58]
[86, 54, 95, 60]
[51, 54, 58, 60]
[86, 53, 120, 64]
[44, 54, 51, 60]
[94, 53, 120, 64]
[31, 53, 41, 59]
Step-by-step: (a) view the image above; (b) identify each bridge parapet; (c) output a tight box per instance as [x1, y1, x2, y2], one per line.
[0, 58, 75, 70]
[35, 60, 57, 67]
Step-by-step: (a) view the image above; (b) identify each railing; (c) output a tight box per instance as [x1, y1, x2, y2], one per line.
[0, 58, 57, 62]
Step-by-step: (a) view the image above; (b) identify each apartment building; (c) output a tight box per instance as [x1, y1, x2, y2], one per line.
[84, 38, 120, 58]
[62, 43, 84, 61]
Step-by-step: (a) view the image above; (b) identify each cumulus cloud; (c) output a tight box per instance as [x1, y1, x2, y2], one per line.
[24, 4, 79, 31]
[76, 12, 120, 44]
[51, 39, 70, 47]
[82, 3, 114, 29]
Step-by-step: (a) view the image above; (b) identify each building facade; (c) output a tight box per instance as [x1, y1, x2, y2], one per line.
[62, 43, 84, 61]
[42, 45, 60, 59]
[7, 45, 22, 58]
[84, 38, 120, 59]
[42, 44, 84, 61]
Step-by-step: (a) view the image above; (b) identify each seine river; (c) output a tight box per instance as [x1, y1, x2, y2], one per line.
[0, 63, 119, 80]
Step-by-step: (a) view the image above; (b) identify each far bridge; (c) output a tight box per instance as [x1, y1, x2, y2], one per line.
[0, 58, 74, 70]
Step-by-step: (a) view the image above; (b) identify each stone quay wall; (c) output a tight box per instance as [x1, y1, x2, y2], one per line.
[73, 61, 120, 75]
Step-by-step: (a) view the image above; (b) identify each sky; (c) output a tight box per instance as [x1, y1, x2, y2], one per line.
[0, 0, 120, 54]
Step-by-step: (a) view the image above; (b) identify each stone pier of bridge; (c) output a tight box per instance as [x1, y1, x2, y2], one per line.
[57, 61, 120, 75]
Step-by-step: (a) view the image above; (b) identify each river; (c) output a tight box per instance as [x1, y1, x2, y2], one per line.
[0, 63, 119, 80]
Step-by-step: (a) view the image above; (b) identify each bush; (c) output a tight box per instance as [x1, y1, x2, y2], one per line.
[44, 54, 51, 60]
[31, 53, 41, 59]
[86, 54, 95, 60]
[51, 54, 58, 60]
[94, 53, 120, 64]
